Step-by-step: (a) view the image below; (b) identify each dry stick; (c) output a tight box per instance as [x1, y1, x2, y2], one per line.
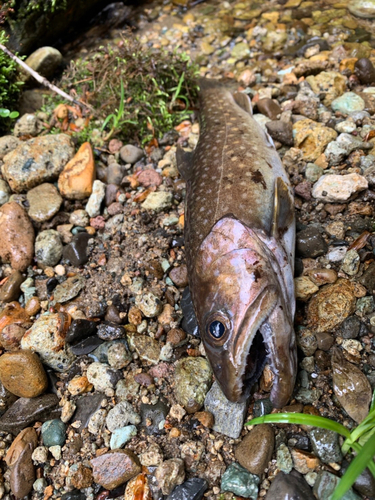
[0, 43, 93, 111]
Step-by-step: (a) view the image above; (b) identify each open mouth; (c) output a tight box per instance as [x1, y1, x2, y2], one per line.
[243, 329, 268, 389]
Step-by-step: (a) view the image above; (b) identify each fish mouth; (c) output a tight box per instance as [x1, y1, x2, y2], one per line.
[242, 328, 268, 390]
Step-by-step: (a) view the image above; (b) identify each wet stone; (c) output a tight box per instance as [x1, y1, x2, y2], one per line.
[205, 381, 247, 439]
[63, 232, 91, 267]
[340, 316, 361, 339]
[221, 462, 259, 499]
[348, 0, 375, 19]
[0, 393, 60, 433]
[253, 398, 273, 418]
[140, 399, 169, 435]
[61, 491, 86, 500]
[235, 424, 274, 475]
[169, 265, 188, 287]
[91, 449, 141, 490]
[97, 321, 126, 340]
[265, 471, 315, 500]
[296, 227, 327, 258]
[6, 427, 38, 498]
[41, 419, 66, 447]
[26, 183, 62, 222]
[58, 142, 95, 200]
[309, 428, 342, 464]
[266, 120, 293, 146]
[313, 471, 361, 500]
[174, 357, 212, 413]
[355, 58, 375, 84]
[315, 332, 334, 351]
[156, 458, 185, 495]
[70, 336, 102, 355]
[72, 393, 104, 430]
[342, 460, 375, 498]
[359, 261, 375, 293]
[276, 443, 293, 473]
[106, 401, 141, 432]
[166, 478, 208, 500]
[0, 270, 25, 302]
[86, 362, 122, 392]
[53, 276, 85, 303]
[35, 230, 63, 268]
[66, 319, 97, 344]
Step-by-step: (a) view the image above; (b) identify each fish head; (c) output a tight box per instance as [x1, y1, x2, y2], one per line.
[192, 217, 296, 406]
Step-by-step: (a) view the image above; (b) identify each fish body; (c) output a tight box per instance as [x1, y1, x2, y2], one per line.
[177, 79, 296, 408]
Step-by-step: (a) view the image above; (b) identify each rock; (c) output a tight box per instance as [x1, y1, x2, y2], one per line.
[106, 401, 141, 432]
[309, 428, 342, 464]
[348, 0, 375, 18]
[221, 462, 259, 499]
[97, 322, 125, 341]
[313, 471, 361, 500]
[66, 319, 97, 344]
[359, 261, 375, 293]
[341, 249, 360, 276]
[231, 42, 249, 59]
[265, 471, 315, 500]
[174, 357, 212, 413]
[341, 460, 375, 498]
[107, 342, 132, 369]
[0, 179, 10, 206]
[70, 336, 101, 355]
[86, 362, 122, 392]
[324, 134, 372, 166]
[0, 350, 47, 398]
[169, 265, 188, 287]
[107, 162, 125, 185]
[90, 449, 141, 490]
[0, 136, 20, 160]
[0, 270, 25, 302]
[331, 348, 372, 423]
[295, 277, 319, 300]
[61, 491, 86, 500]
[69, 209, 89, 227]
[0, 202, 34, 271]
[22, 47, 62, 81]
[124, 473, 153, 499]
[88, 409, 106, 434]
[58, 142, 95, 200]
[142, 191, 173, 211]
[0, 393, 60, 432]
[26, 183, 62, 222]
[315, 332, 334, 351]
[70, 463, 93, 489]
[63, 233, 91, 267]
[293, 119, 337, 161]
[116, 375, 140, 401]
[110, 425, 137, 449]
[53, 276, 85, 303]
[155, 458, 185, 495]
[290, 449, 319, 474]
[5, 427, 38, 498]
[277, 443, 293, 473]
[312, 174, 368, 202]
[20, 312, 74, 372]
[41, 419, 66, 447]
[85, 180, 105, 217]
[130, 334, 161, 364]
[331, 92, 365, 114]
[235, 424, 274, 475]
[138, 169, 163, 187]
[13, 113, 42, 137]
[71, 393, 104, 430]
[135, 292, 162, 317]
[305, 71, 346, 106]
[355, 58, 375, 84]
[166, 478, 208, 500]
[204, 381, 248, 438]
[140, 399, 169, 435]
[2, 134, 74, 193]
[120, 145, 144, 164]
[257, 98, 281, 120]
[308, 279, 356, 332]
[35, 230, 63, 268]
[296, 227, 327, 258]
[266, 120, 294, 146]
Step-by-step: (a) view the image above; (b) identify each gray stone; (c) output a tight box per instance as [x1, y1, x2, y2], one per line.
[174, 357, 212, 414]
[265, 471, 315, 500]
[53, 276, 85, 303]
[276, 443, 293, 473]
[0, 179, 10, 206]
[120, 144, 144, 164]
[0, 136, 20, 160]
[221, 462, 259, 499]
[106, 401, 141, 432]
[27, 183, 62, 222]
[348, 0, 375, 18]
[309, 428, 342, 464]
[35, 230, 63, 267]
[13, 113, 42, 137]
[313, 471, 361, 500]
[22, 47, 62, 81]
[86, 362, 122, 392]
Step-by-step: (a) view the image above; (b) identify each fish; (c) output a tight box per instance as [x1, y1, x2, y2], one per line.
[176, 79, 297, 408]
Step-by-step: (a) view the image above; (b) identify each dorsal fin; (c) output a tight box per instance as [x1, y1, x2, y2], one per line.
[176, 146, 194, 181]
[272, 177, 294, 238]
[233, 91, 253, 115]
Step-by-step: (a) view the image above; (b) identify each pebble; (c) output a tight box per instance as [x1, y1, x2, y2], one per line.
[0, 350, 48, 398]
[169, 265, 188, 287]
[265, 471, 315, 500]
[221, 462, 259, 499]
[91, 449, 141, 490]
[124, 473, 152, 499]
[355, 57, 375, 84]
[138, 168, 163, 187]
[69, 209, 89, 227]
[295, 277, 319, 300]
[0, 270, 25, 302]
[204, 381, 247, 439]
[257, 98, 281, 120]
[341, 459, 375, 498]
[307, 279, 356, 332]
[20, 311, 74, 371]
[0, 135, 20, 160]
[67, 376, 92, 396]
[41, 419, 66, 447]
[293, 119, 337, 161]
[308, 268, 337, 286]
[331, 92, 365, 114]
[305, 163, 323, 183]
[174, 357, 212, 413]
[2, 134, 74, 192]
[155, 458, 185, 495]
[341, 249, 360, 276]
[0, 393, 59, 433]
[276, 443, 293, 473]
[142, 191, 173, 211]
[108, 342, 132, 369]
[5, 427, 38, 498]
[86, 362, 122, 392]
[315, 332, 334, 351]
[348, 0, 375, 18]
[180, 287, 199, 336]
[35, 230, 63, 267]
[58, 142, 95, 200]
[106, 401, 141, 432]
[63, 232, 91, 266]
[53, 275, 85, 303]
[309, 428, 342, 464]
[107, 162, 125, 185]
[290, 448, 319, 474]
[140, 399, 169, 434]
[312, 174, 368, 202]
[66, 319, 97, 344]
[0, 179, 10, 206]
[61, 491, 86, 500]
[97, 321, 125, 340]
[313, 471, 361, 500]
[331, 348, 372, 423]
[305, 71, 346, 106]
[135, 292, 162, 317]
[85, 179, 105, 217]
[235, 424, 274, 475]
[120, 144, 144, 164]
[110, 425, 137, 449]
[296, 227, 327, 258]
[26, 182, 63, 222]
[0, 202, 35, 271]
[166, 478, 208, 500]
[23, 46, 62, 80]
[130, 334, 161, 364]
[265, 120, 293, 146]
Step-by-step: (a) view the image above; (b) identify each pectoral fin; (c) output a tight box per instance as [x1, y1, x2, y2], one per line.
[176, 146, 194, 181]
[233, 92, 253, 115]
[272, 177, 294, 238]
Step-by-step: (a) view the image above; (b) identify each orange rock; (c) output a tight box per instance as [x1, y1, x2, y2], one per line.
[0, 350, 48, 397]
[0, 302, 31, 334]
[58, 142, 95, 200]
[67, 375, 93, 396]
[124, 473, 153, 500]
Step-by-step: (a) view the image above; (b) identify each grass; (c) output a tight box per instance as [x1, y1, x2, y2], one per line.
[247, 389, 375, 499]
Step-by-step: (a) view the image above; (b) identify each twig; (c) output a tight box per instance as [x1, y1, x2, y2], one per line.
[0, 42, 93, 111]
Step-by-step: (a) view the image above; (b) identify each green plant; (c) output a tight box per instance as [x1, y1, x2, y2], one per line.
[101, 79, 136, 140]
[0, 108, 18, 118]
[247, 390, 375, 500]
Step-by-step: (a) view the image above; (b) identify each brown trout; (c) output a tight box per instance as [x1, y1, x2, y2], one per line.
[177, 79, 296, 408]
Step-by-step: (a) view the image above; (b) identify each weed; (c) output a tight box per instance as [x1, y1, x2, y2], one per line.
[246, 389, 375, 500]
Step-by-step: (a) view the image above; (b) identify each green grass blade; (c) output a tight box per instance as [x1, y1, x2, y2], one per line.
[248, 414, 351, 438]
[343, 422, 375, 454]
[101, 114, 115, 130]
[331, 436, 375, 500]
[117, 79, 125, 122]
[370, 389, 375, 413]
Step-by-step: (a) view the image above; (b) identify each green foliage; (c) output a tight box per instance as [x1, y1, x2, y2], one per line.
[247, 390, 375, 500]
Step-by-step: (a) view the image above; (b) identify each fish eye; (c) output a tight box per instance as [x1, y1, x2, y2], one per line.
[208, 320, 226, 339]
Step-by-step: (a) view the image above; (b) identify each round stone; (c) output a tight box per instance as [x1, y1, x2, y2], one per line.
[235, 424, 275, 475]
[35, 230, 63, 268]
[27, 183, 62, 222]
[41, 419, 66, 447]
[348, 0, 375, 18]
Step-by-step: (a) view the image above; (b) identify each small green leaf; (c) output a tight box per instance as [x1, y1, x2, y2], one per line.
[9, 111, 19, 119]
[0, 108, 10, 117]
